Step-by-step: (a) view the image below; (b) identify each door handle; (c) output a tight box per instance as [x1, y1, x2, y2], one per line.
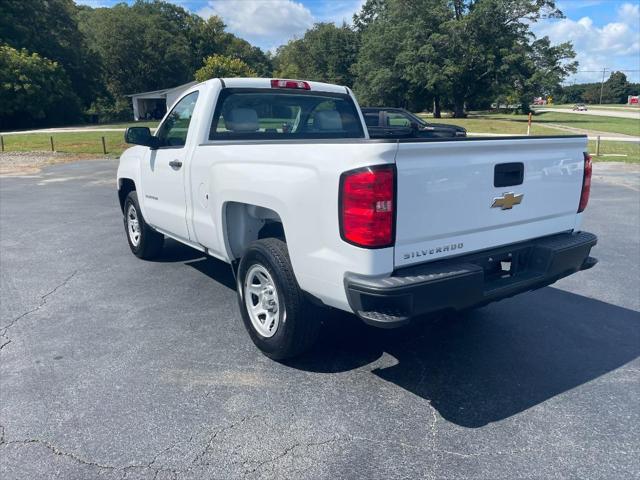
[169, 160, 182, 170]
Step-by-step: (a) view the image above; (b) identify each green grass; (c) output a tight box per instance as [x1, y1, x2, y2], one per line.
[1, 131, 128, 156]
[530, 112, 639, 136]
[588, 140, 640, 163]
[416, 113, 570, 136]
[419, 111, 640, 137]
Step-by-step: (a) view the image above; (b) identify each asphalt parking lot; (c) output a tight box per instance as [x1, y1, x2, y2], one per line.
[1, 160, 639, 480]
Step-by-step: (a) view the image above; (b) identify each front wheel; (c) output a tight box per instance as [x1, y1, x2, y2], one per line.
[237, 238, 320, 360]
[123, 191, 164, 259]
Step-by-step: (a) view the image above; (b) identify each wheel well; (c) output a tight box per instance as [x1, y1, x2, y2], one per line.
[224, 202, 285, 260]
[118, 178, 136, 212]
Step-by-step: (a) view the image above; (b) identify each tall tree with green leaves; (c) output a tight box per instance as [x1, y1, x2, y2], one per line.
[77, 1, 197, 98]
[194, 16, 272, 76]
[0, 45, 81, 129]
[353, 0, 574, 117]
[602, 71, 630, 103]
[273, 23, 359, 86]
[0, 0, 102, 109]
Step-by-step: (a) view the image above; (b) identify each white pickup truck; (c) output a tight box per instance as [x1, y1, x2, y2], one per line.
[117, 78, 597, 359]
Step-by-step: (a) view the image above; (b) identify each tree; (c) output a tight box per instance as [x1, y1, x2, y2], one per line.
[506, 36, 577, 112]
[352, 0, 574, 117]
[0, 0, 102, 109]
[273, 23, 359, 86]
[77, 2, 197, 98]
[602, 71, 629, 103]
[193, 16, 272, 76]
[195, 55, 257, 81]
[0, 45, 81, 129]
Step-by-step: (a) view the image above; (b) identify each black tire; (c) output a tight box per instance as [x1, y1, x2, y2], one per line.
[123, 191, 164, 260]
[237, 238, 321, 360]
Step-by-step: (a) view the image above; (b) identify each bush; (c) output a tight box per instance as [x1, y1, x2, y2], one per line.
[195, 54, 257, 82]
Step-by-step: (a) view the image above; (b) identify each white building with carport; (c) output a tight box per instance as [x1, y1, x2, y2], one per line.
[127, 81, 197, 121]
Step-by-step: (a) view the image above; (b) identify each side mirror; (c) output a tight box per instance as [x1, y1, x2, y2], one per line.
[124, 127, 160, 149]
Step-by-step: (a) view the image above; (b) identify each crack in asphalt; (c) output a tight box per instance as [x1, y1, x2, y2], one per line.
[0, 270, 78, 351]
[191, 414, 262, 468]
[0, 335, 11, 351]
[1, 438, 116, 470]
[243, 436, 340, 476]
[0, 436, 181, 479]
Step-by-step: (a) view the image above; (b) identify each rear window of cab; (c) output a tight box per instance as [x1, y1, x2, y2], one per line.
[209, 89, 365, 140]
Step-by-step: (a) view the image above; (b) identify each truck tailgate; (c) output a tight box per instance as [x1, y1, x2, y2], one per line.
[394, 136, 588, 268]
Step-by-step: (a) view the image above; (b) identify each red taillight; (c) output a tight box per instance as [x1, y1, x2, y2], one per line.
[578, 152, 592, 213]
[270, 79, 310, 90]
[340, 165, 395, 248]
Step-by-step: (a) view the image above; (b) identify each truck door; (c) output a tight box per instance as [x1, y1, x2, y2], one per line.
[140, 91, 199, 241]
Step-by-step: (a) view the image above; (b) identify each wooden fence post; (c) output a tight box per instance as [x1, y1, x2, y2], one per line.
[101, 136, 107, 155]
[0, 135, 4, 152]
[50, 136, 55, 152]
[596, 136, 601, 157]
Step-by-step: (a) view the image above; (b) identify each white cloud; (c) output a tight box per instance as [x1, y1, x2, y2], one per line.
[532, 6, 640, 83]
[198, 0, 315, 49]
[618, 2, 640, 25]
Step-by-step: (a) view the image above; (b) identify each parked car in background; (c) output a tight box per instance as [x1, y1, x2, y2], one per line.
[573, 104, 588, 111]
[117, 77, 597, 360]
[361, 107, 467, 139]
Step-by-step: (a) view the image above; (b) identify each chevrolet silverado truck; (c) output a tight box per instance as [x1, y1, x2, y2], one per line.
[117, 78, 597, 360]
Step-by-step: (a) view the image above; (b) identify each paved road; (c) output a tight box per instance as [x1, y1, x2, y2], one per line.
[1, 160, 639, 480]
[537, 107, 640, 120]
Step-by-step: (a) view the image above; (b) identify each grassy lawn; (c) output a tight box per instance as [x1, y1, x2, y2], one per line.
[417, 113, 570, 136]
[1, 131, 128, 156]
[419, 111, 639, 137]
[531, 111, 639, 136]
[588, 140, 640, 163]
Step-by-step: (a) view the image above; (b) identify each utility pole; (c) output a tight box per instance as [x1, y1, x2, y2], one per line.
[599, 67, 607, 105]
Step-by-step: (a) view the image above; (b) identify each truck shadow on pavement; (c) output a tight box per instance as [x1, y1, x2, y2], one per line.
[166, 242, 639, 429]
[289, 287, 640, 428]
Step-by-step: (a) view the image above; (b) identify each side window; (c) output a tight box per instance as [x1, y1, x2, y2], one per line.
[156, 91, 199, 148]
[386, 112, 412, 127]
[363, 113, 380, 127]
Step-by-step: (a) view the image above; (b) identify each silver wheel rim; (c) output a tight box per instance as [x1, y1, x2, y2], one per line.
[126, 204, 141, 247]
[244, 264, 280, 338]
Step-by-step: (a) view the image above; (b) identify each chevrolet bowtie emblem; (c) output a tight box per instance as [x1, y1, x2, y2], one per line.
[491, 192, 523, 210]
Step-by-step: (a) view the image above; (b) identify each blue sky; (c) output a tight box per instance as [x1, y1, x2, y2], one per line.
[76, 0, 640, 83]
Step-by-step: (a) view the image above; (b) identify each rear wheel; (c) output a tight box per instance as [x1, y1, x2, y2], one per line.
[123, 191, 164, 259]
[237, 238, 320, 360]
